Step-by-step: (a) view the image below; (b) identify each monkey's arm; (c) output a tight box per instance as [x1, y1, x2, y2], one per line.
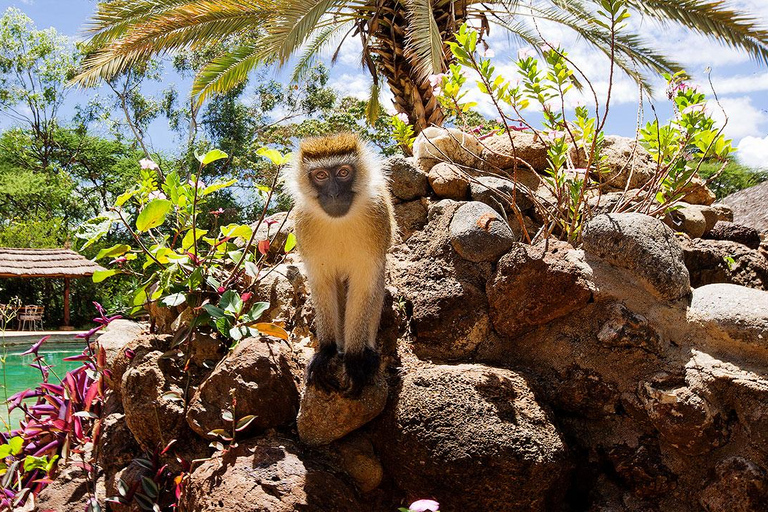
[342, 261, 385, 394]
[305, 272, 343, 390]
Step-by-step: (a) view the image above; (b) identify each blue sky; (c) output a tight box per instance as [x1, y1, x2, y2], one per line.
[2, 0, 768, 168]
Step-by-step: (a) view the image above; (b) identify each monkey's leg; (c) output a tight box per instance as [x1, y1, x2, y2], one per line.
[306, 274, 342, 391]
[342, 265, 385, 396]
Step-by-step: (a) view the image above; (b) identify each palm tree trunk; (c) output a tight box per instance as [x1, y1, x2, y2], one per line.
[368, 0, 466, 133]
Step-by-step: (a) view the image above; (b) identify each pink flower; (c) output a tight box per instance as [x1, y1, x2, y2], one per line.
[409, 499, 440, 512]
[210, 208, 224, 216]
[241, 292, 253, 303]
[517, 47, 536, 60]
[189, 179, 206, 189]
[682, 103, 706, 115]
[139, 158, 159, 170]
[483, 48, 495, 58]
[148, 190, 166, 200]
[395, 112, 409, 124]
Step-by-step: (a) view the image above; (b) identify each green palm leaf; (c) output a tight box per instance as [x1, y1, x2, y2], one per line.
[405, 0, 446, 78]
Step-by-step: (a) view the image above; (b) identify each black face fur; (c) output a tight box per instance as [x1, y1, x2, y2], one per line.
[310, 164, 356, 217]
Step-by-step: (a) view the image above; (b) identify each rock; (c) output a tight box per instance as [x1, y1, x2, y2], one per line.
[596, 302, 662, 353]
[687, 283, 768, 349]
[385, 155, 428, 200]
[297, 359, 388, 446]
[375, 364, 569, 511]
[583, 213, 691, 300]
[327, 433, 383, 493]
[413, 126, 483, 172]
[256, 263, 307, 324]
[107, 333, 169, 399]
[678, 236, 768, 290]
[680, 175, 716, 205]
[469, 173, 538, 213]
[394, 200, 428, 241]
[97, 319, 145, 370]
[640, 377, 727, 455]
[427, 162, 469, 200]
[34, 459, 105, 511]
[187, 331, 226, 368]
[665, 203, 708, 238]
[449, 202, 516, 262]
[699, 457, 768, 512]
[488, 242, 593, 337]
[122, 349, 187, 451]
[480, 131, 550, 172]
[594, 135, 656, 190]
[183, 436, 364, 511]
[711, 203, 734, 223]
[390, 201, 494, 360]
[606, 441, 676, 499]
[186, 337, 299, 440]
[98, 413, 140, 476]
[704, 221, 762, 249]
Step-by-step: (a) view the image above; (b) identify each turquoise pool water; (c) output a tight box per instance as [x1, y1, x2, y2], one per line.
[0, 340, 84, 431]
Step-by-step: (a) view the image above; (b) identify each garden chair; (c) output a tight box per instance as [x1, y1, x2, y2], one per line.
[18, 306, 44, 331]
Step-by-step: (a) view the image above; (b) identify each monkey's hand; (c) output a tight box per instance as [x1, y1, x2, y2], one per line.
[343, 347, 380, 398]
[306, 344, 340, 392]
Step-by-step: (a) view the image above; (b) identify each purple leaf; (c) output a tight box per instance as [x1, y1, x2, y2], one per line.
[21, 336, 50, 356]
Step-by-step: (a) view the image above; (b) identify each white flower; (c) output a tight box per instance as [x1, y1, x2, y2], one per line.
[395, 112, 409, 124]
[148, 190, 166, 200]
[517, 47, 536, 60]
[432, 86, 442, 96]
[483, 48, 495, 58]
[188, 179, 206, 189]
[427, 73, 447, 89]
[139, 158, 159, 171]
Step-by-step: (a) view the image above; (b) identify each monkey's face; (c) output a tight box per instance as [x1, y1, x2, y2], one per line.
[309, 164, 356, 217]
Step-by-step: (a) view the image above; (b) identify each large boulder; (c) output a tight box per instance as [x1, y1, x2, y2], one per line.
[394, 200, 428, 241]
[428, 162, 469, 200]
[186, 337, 299, 440]
[296, 360, 388, 446]
[664, 203, 719, 238]
[374, 364, 569, 511]
[97, 319, 145, 370]
[449, 201, 517, 262]
[183, 436, 364, 511]
[487, 241, 593, 338]
[389, 200, 495, 360]
[687, 283, 768, 350]
[678, 236, 768, 290]
[469, 173, 539, 213]
[583, 213, 691, 300]
[594, 135, 656, 190]
[122, 349, 187, 451]
[480, 131, 550, 172]
[700, 457, 768, 512]
[385, 155, 429, 200]
[680, 175, 716, 205]
[413, 127, 483, 172]
[704, 221, 762, 249]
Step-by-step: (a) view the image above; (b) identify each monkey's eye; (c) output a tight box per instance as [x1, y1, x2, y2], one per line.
[312, 170, 329, 181]
[336, 165, 353, 179]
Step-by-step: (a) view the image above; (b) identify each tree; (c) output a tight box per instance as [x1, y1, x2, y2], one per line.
[74, 0, 768, 132]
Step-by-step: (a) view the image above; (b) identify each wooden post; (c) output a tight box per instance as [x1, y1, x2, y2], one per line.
[63, 277, 71, 329]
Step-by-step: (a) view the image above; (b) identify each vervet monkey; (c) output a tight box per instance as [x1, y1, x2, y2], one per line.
[287, 133, 396, 395]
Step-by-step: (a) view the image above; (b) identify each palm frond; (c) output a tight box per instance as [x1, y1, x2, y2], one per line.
[191, 40, 264, 103]
[290, 21, 354, 83]
[366, 79, 382, 124]
[405, 0, 446, 78]
[628, 0, 768, 65]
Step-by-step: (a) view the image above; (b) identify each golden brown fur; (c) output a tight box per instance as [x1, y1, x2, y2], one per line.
[288, 133, 395, 392]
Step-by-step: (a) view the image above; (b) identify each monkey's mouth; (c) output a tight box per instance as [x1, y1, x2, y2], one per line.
[319, 195, 353, 217]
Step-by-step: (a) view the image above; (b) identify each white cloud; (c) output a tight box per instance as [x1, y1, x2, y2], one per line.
[693, 72, 768, 95]
[736, 135, 768, 169]
[327, 73, 372, 101]
[708, 96, 768, 140]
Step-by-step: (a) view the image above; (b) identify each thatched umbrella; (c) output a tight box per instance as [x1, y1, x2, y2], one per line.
[0, 248, 105, 328]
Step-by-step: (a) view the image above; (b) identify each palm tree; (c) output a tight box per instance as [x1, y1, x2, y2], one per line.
[74, 0, 768, 132]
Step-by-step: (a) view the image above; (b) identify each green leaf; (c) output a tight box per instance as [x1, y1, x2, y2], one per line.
[284, 232, 297, 253]
[117, 478, 130, 497]
[95, 243, 132, 261]
[203, 304, 226, 318]
[229, 325, 247, 340]
[182, 229, 208, 251]
[235, 415, 257, 432]
[197, 149, 228, 165]
[8, 436, 22, 456]
[114, 187, 139, 208]
[141, 477, 159, 499]
[0, 445, 10, 458]
[221, 224, 252, 240]
[256, 147, 291, 166]
[92, 269, 120, 283]
[221, 410, 234, 422]
[162, 293, 186, 307]
[220, 290, 242, 315]
[243, 302, 270, 323]
[203, 178, 237, 196]
[207, 429, 233, 441]
[136, 199, 172, 232]
[133, 492, 155, 511]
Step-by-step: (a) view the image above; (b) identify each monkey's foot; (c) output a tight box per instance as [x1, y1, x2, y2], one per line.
[306, 344, 341, 392]
[343, 347, 381, 398]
